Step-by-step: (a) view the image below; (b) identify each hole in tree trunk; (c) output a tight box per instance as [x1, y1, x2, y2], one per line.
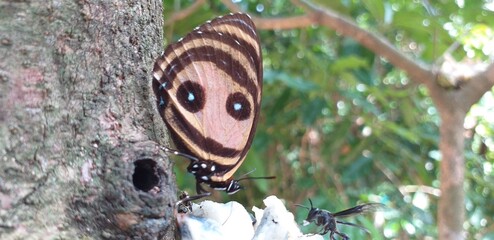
[133, 159, 160, 192]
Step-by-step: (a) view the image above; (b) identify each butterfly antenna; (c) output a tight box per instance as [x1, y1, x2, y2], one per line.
[238, 176, 276, 182]
[238, 175, 276, 182]
[235, 168, 276, 182]
[237, 168, 257, 179]
[161, 146, 199, 162]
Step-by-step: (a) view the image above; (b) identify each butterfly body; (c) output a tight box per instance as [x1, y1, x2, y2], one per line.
[153, 13, 262, 194]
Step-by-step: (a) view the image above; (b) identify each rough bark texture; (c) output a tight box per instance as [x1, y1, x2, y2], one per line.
[0, 0, 177, 239]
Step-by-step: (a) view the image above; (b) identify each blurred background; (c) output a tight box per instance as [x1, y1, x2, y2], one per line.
[163, 0, 494, 239]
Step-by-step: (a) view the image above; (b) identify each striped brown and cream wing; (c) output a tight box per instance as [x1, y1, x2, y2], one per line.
[152, 13, 262, 182]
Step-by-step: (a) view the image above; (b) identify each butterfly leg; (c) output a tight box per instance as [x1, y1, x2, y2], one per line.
[161, 146, 199, 162]
[195, 181, 210, 195]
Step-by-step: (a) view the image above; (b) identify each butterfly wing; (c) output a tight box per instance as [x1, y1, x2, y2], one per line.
[153, 13, 262, 181]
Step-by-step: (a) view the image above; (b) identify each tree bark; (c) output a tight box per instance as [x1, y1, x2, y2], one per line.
[0, 0, 177, 239]
[437, 107, 466, 240]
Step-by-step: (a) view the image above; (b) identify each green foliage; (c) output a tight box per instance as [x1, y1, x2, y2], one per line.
[163, 0, 494, 239]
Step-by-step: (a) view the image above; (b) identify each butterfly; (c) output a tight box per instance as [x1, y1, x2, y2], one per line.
[152, 13, 263, 195]
[297, 199, 384, 240]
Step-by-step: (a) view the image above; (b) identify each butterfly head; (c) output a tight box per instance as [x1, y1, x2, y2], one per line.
[225, 179, 243, 194]
[229, 169, 275, 194]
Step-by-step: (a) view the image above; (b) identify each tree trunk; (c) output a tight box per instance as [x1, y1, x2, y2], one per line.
[0, 0, 177, 239]
[431, 87, 468, 240]
[438, 108, 466, 240]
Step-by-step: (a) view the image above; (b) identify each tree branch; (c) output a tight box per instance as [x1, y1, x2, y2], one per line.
[253, 16, 314, 30]
[461, 62, 494, 108]
[220, 0, 314, 29]
[220, 0, 434, 87]
[220, 0, 243, 13]
[296, 0, 433, 85]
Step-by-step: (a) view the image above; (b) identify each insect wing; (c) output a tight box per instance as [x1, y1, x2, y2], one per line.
[152, 13, 262, 178]
[332, 203, 384, 218]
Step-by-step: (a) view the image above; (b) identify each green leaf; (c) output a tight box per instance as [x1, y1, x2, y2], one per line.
[302, 97, 326, 125]
[342, 155, 373, 183]
[384, 121, 420, 144]
[264, 70, 318, 92]
[363, 0, 384, 23]
[330, 56, 369, 73]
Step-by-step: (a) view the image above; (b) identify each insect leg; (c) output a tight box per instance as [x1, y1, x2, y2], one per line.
[196, 182, 210, 194]
[333, 230, 349, 240]
[176, 192, 211, 213]
[329, 231, 336, 240]
[336, 220, 370, 233]
[320, 223, 331, 235]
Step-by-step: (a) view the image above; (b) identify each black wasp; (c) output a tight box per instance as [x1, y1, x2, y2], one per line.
[297, 199, 383, 240]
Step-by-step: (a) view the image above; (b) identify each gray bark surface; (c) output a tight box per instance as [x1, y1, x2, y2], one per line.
[0, 1, 177, 239]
